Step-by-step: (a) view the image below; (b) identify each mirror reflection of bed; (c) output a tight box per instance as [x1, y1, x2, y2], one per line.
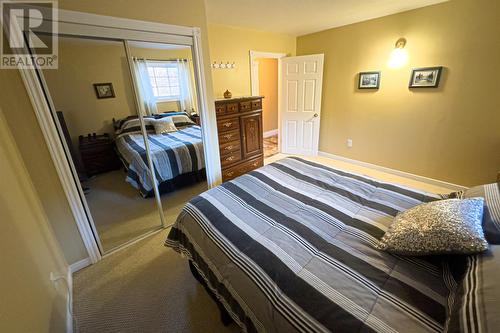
[42, 36, 206, 253]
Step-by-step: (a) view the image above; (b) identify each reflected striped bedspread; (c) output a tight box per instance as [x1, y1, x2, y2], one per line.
[166, 157, 453, 332]
[116, 125, 205, 196]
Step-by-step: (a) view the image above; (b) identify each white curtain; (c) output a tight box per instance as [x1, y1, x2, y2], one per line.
[177, 59, 196, 114]
[132, 58, 158, 116]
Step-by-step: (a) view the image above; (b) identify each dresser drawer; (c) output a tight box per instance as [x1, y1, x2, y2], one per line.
[217, 117, 239, 132]
[222, 155, 263, 181]
[251, 99, 262, 110]
[218, 129, 240, 144]
[220, 150, 241, 167]
[219, 140, 241, 156]
[226, 102, 239, 114]
[215, 104, 226, 115]
[240, 101, 252, 112]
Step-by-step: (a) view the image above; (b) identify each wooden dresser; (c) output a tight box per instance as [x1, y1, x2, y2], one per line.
[216, 96, 264, 182]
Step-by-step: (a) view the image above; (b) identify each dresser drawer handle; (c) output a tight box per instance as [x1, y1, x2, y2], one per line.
[224, 145, 233, 150]
[252, 162, 258, 167]
[223, 122, 232, 127]
[223, 134, 233, 140]
[225, 156, 235, 161]
[226, 171, 234, 177]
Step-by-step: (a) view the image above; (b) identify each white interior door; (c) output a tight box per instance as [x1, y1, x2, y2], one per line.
[280, 54, 324, 156]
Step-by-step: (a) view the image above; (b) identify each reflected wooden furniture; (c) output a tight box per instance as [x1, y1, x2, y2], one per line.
[79, 133, 121, 176]
[190, 113, 201, 126]
[216, 97, 264, 182]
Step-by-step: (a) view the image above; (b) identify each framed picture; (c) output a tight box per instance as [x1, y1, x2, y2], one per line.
[358, 71, 381, 89]
[409, 67, 443, 88]
[93, 82, 115, 99]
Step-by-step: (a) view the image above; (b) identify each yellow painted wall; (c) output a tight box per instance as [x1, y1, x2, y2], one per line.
[0, 0, 215, 265]
[257, 58, 279, 132]
[43, 37, 137, 147]
[0, 110, 69, 333]
[208, 23, 295, 98]
[297, 0, 500, 187]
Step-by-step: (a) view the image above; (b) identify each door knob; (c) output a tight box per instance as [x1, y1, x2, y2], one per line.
[313, 113, 319, 117]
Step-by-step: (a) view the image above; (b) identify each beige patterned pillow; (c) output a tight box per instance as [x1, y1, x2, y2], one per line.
[152, 117, 177, 135]
[377, 198, 488, 255]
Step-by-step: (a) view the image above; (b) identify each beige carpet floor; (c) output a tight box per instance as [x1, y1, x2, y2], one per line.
[83, 170, 207, 252]
[73, 228, 242, 333]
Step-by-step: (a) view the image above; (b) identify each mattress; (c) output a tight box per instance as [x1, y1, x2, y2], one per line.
[166, 157, 460, 332]
[115, 125, 205, 196]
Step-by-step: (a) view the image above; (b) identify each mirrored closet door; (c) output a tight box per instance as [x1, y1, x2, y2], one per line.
[39, 35, 164, 253]
[31, 33, 208, 255]
[126, 41, 207, 225]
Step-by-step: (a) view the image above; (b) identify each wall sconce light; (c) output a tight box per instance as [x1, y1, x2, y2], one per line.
[388, 37, 408, 69]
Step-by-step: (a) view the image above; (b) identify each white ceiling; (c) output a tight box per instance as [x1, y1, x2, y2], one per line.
[205, 0, 448, 36]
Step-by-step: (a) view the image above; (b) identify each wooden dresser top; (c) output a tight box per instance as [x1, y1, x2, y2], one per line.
[215, 96, 264, 103]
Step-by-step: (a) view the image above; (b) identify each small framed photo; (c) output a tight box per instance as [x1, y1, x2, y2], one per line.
[358, 71, 381, 89]
[409, 67, 443, 88]
[93, 82, 115, 99]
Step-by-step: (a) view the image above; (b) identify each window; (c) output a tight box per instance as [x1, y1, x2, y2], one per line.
[146, 62, 180, 100]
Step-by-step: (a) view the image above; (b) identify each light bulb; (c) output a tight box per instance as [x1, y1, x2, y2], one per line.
[388, 48, 408, 69]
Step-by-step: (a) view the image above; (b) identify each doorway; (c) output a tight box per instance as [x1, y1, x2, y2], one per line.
[249, 51, 285, 160]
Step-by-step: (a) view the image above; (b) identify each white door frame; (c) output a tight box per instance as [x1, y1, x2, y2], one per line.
[249, 50, 286, 149]
[7, 7, 221, 265]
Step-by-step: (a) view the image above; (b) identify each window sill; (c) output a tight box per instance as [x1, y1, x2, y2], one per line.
[156, 98, 180, 103]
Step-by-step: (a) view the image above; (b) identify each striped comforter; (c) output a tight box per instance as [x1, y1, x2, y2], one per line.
[166, 157, 465, 332]
[115, 125, 204, 196]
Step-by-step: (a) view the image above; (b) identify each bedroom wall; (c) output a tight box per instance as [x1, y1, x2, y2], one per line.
[257, 58, 279, 133]
[0, 0, 215, 266]
[208, 23, 295, 98]
[43, 38, 137, 147]
[0, 110, 69, 333]
[296, 0, 500, 187]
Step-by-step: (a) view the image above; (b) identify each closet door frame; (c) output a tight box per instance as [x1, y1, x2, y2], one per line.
[7, 7, 221, 266]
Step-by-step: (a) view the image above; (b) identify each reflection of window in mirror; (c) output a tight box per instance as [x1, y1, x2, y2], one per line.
[128, 42, 198, 116]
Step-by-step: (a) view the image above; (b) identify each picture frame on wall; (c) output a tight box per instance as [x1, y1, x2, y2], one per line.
[409, 67, 443, 88]
[358, 71, 381, 89]
[93, 82, 115, 99]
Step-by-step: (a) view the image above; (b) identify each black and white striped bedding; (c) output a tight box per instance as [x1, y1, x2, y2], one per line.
[166, 157, 492, 332]
[115, 124, 204, 197]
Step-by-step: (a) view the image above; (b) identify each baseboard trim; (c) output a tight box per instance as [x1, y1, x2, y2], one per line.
[69, 257, 91, 274]
[318, 151, 468, 191]
[263, 129, 278, 138]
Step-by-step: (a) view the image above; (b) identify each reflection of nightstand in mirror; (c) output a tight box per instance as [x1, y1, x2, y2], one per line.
[190, 114, 201, 126]
[79, 133, 121, 176]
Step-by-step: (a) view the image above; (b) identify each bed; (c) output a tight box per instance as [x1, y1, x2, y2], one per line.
[114, 112, 205, 197]
[166, 157, 499, 332]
